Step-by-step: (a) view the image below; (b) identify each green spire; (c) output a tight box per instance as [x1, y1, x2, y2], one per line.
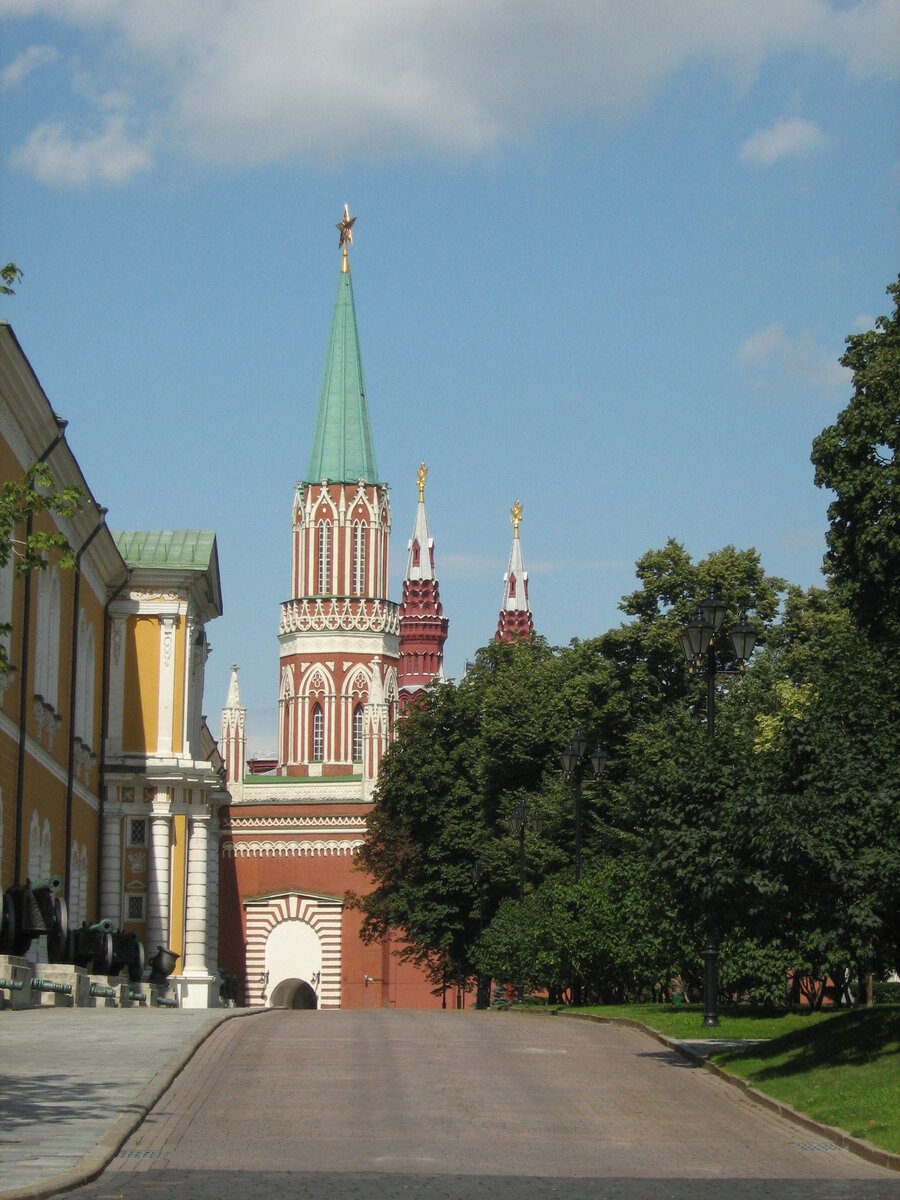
[305, 268, 380, 485]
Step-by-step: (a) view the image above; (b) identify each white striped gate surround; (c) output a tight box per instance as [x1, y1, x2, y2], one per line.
[244, 891, 343, 1008]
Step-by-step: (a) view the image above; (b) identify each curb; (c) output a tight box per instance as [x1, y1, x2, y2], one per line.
[0, 1006, 269, 1200]
[548, 1009, 900, 1175]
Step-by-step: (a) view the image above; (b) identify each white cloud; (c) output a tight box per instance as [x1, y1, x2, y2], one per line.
[739, 117, 828, 165]
[736, 324, 850, 392]
[10, 113, 153, 186]
[4, 1, 898, 176]
[852, 313, 876, 331]
[0, 43, 59, 90]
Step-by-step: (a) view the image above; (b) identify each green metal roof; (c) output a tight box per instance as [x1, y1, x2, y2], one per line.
[114, 529, 217, 569]
[305, 269, 380, 485]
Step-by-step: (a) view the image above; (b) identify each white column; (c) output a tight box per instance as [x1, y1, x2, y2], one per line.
[157, 616, 177, 753]
[183, 816, 208, 973]
[147, 809, 171, 956]
[205, 809, 220, 974]
[99, 807, 122, 925]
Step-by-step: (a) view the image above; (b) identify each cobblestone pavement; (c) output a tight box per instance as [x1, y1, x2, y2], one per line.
[0, 1006, 255, 1198]
[65, 1009, 897, 1200]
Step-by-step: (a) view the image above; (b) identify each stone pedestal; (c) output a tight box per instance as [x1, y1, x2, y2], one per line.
[32, 964, 88, 1007]
[177, 972, 219, 1009]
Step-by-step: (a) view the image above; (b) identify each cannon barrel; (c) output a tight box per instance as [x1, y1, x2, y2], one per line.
[129, 990, 148, 1005]
[155, 993, 178, 1008]
[0, 977, 25, 991]
[28, 875, 62, 894]
[89, 982, 117, 999]
[31, 977, 72, 995]
[88, 919, 114, 934]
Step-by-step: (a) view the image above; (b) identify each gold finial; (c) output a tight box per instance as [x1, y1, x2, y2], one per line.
[510, 499, 523, 538]
[337, 203, 356, 272]
[417, 461, 428, 502]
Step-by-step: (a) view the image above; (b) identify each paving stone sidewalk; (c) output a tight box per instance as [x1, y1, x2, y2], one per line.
[0, 1006, 259, 1200]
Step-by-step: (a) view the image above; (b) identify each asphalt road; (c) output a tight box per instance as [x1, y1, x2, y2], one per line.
[68, 1009, 897, 1200]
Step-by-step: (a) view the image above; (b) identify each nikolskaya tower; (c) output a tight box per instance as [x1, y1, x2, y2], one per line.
[278, 205, 399, 792]
[218, 208, 448, 1009]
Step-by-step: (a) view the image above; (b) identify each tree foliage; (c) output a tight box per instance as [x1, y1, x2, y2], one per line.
[0, 462, 83, 673]
[1, 262, 22, 296]
[354, 281, 900, 1009]
[811, 277, 900, 640]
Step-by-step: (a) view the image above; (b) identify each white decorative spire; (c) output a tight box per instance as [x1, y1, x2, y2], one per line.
[496, 500, 534, 642]
[225, 662, 242, 708]
[405, 461, 435, 582]
[221, 663, 246, 786]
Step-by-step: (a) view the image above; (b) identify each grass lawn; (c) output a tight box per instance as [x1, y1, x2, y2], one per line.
[549, 1003, 900, 1155]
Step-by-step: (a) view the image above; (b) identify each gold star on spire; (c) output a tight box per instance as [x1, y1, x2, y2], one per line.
[417, 461, 428, 502]
[337, 204, 356, 272]
[510, 499, 523, 538]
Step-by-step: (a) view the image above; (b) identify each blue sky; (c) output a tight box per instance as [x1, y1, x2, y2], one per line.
[1, 1, 898, 755]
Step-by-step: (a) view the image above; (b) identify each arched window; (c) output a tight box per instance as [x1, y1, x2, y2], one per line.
[317, 521, 331, 594]
[34, 567, 61, 709]
[28, 811, 40, 882]
[508, 573, 517, 599]
[352, 521, 366, 595]
[79, 844, 88, 928]
[312, 704, 324, 762]
[412, 539, 420, 568]
[0, 554, 13, 667]
[75, 610, 96, 747]
[70, 843, 82, 927]
[40, 819, 51, 879]
[352, 704, 364, 763]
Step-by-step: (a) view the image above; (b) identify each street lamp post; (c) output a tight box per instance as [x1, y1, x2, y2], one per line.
[560, 730, 607, 883]
[472, 859, 487, 1009]
[560, 730, 607, 1004]
[507, 798, 542, 1002]
[679, 589, 758, 1027]
[507, 797, 542, 903]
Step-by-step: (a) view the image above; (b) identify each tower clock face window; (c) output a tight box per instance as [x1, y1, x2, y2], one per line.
[312, 704, 324, 761]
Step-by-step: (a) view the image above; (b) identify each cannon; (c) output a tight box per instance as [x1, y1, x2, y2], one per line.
[109, 930, 145, 983]
[89, 982, 118, 999]
[68, 921, 115, 972]
[30, 977, 72, 996]
[1, 878, 67, 958]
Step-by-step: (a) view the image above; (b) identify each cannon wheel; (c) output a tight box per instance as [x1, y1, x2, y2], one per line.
[95, 931, 115, 975]
[47, 896, 69, 962]
[127, 940, 145, 984]
[1, 890, 31, 958]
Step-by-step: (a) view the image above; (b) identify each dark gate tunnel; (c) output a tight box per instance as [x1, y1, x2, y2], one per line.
[269, 978, 318, 1009]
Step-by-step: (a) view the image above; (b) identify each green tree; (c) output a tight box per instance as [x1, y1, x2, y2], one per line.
[811, 277, 900, 641]
[352, 635, 624, 989]
[1, 263, 23, 295]
[0, 462, 84, 673]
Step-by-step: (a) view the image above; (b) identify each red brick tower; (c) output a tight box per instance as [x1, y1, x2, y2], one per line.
[495, 498, 535, 642]
[398, 462, 448, 709]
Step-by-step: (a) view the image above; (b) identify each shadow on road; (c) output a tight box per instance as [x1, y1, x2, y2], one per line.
[67, 1168, 900, 1200]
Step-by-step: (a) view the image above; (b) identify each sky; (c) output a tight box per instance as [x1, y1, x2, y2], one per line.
[1, 1, 898, 756]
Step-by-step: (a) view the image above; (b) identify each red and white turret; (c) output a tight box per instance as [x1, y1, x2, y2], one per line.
[495, 499, 534, 642]
[221, 663, 246, 786]
[398, 462, 448, 707]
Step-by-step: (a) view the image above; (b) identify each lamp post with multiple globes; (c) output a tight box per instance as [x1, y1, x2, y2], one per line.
[679, 589, 758, 1026]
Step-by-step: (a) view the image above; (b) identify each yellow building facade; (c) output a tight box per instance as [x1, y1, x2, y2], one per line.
[0, 322, 224, 1007]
